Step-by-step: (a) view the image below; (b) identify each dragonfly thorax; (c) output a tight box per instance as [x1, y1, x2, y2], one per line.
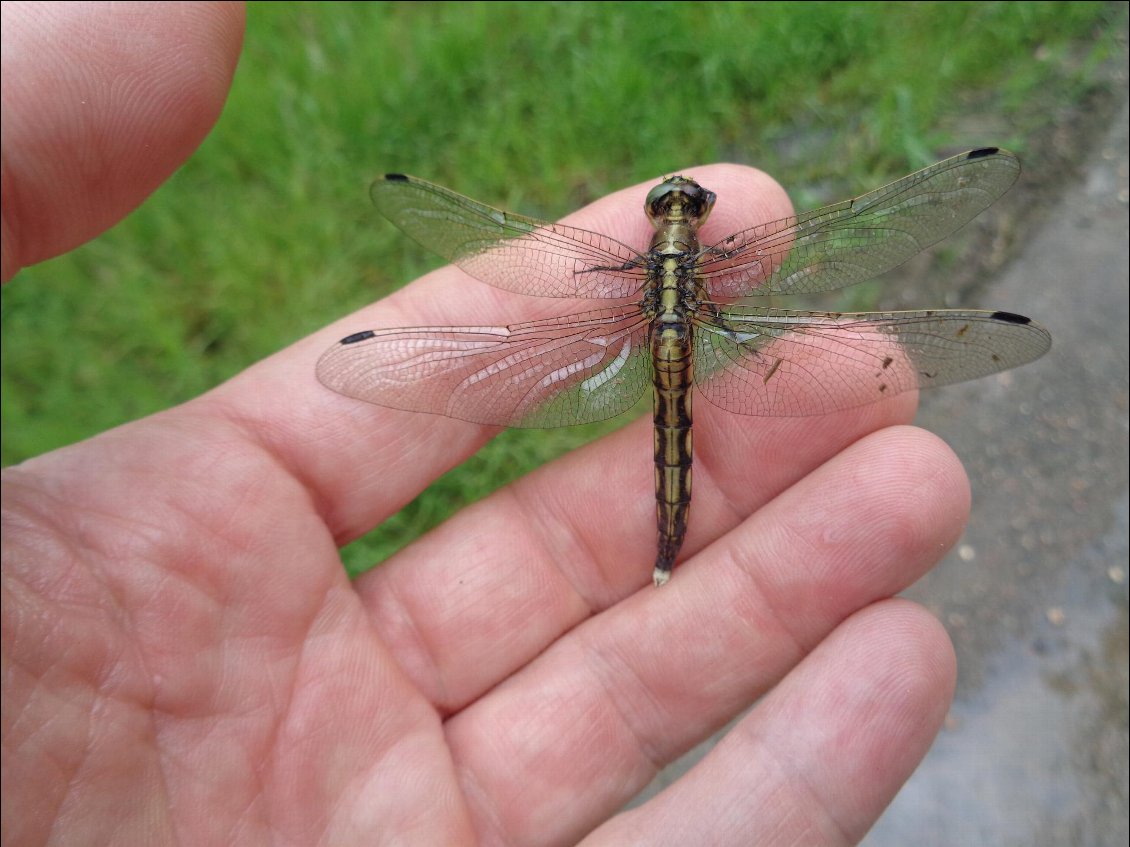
[645, 176, 716, 230]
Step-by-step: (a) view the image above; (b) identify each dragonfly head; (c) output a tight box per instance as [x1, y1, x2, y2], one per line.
[645, 176, 717, 228]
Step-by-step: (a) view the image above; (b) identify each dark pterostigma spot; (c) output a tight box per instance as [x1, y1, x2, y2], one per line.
[341, 330, 376, 344]
[990, 311, 1032, 325]
[384, 173, 410, 182]
[968, 147, 1000, 159]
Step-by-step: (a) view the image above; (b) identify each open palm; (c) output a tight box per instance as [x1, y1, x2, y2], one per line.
[1, 6, 963, 845]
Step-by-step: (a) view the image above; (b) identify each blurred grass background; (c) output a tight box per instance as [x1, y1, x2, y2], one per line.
[2, 1, 1124, 575]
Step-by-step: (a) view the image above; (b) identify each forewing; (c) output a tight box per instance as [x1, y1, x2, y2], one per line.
[372, 175, 648, 299]
[693, 305, 1051, 417]
[317, 307, 651, 427]
[698, 148, 1021, 298]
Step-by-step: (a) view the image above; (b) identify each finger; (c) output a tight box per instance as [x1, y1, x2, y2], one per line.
[585, 601, 956, 847]
[442, 427, 967, 846]
[1, 1, 244, 282]
[201, 162, 792, 542]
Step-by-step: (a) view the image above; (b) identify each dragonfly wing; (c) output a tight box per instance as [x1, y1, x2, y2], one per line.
[698, 148, 1021, 298]
[317, 306, 651, 427]
[372, 175, 648, 299]
[693, 305, 1051, 417]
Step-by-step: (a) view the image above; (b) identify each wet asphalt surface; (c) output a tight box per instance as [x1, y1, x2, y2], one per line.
[633, 99, 1129, 845]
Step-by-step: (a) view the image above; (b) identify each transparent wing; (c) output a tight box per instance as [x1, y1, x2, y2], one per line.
[693, 305, 1051, 417]
[372, 175, 649, 299]
[697, 148, 1021, 299]
[317, 306, 651, 427]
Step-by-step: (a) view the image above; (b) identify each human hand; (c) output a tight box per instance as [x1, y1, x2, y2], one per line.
[2, 4, 964, 845]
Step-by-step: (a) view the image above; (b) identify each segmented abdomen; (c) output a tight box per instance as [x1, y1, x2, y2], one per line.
[651, 319, 694, 586]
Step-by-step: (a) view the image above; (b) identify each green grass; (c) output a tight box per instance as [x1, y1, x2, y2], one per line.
[2, 1, 1123, 574]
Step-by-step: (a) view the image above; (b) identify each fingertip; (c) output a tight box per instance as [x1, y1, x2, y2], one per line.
[809, 601, 957, 838]
[866, 425, 972, 563]
[2, 2, 246, 280]
[851, 599, 958, 723]
[145, 4, 246, 151]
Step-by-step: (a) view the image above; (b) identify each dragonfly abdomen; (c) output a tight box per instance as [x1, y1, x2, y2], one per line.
[651, 318, 694, 586]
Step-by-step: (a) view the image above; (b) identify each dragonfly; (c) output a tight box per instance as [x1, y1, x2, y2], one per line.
[317, 148, 1052, 586]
